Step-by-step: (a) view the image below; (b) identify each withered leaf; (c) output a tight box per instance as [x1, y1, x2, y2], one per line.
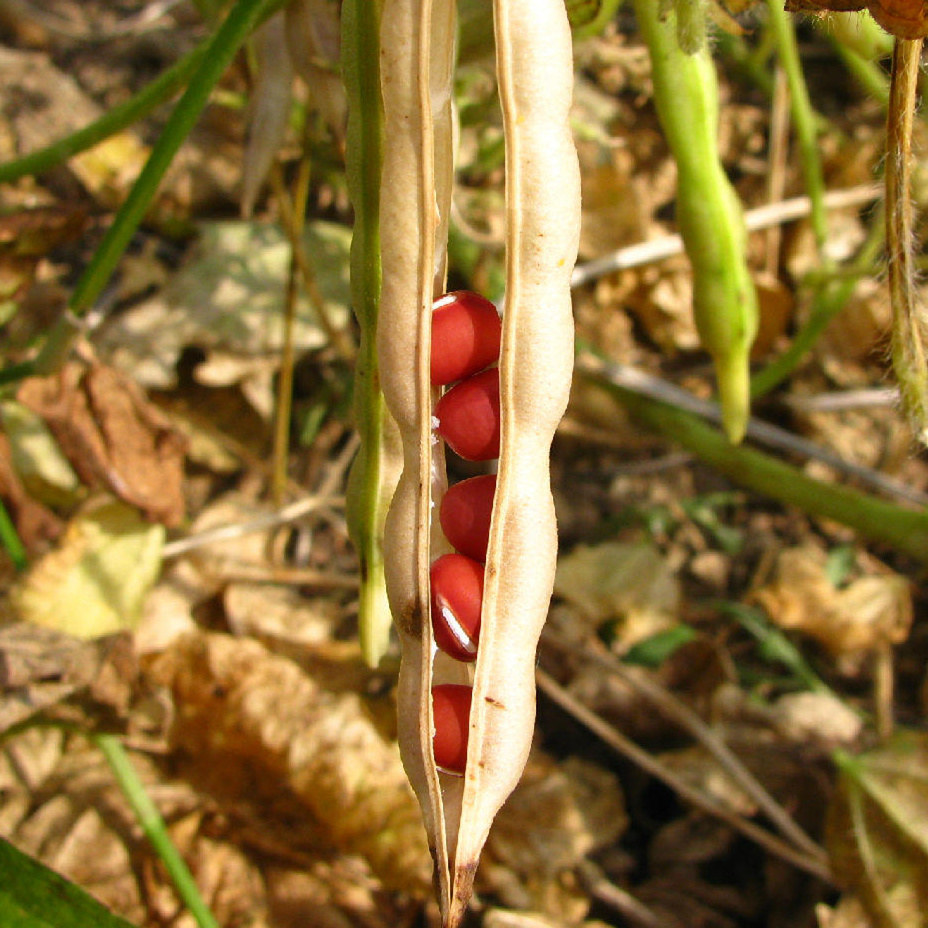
[0, 624, 136, 732]
[827, 732, 928, 927]
[148, 631, 432, 895]
[10, 499, 164, 640]
[17, 363, 186, 527]
[785, 0, 928, 38]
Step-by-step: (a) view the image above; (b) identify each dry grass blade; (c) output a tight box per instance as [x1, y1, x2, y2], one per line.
[535, 668, 834, 884]
[543, 630, 828, 865]
[886, 37, 928, 443]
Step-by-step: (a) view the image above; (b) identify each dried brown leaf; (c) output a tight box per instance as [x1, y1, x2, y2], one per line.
[148, 631, 432, 894]
[18, 363, 186, 527]
[554, 541, 680, 650]
[754, 546, 912, 663]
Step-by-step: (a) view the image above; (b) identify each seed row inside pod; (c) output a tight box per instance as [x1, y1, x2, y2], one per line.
[428, 291, 503, 772]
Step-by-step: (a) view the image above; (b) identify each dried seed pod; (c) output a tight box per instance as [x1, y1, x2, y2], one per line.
[440, 475, 497, 563]
[376, 0, 578, 923]
[435, 368, 501, 461]
[431, 291, 503, 385]
[431, 553, 483, 661]
[784, 0, 928, 38]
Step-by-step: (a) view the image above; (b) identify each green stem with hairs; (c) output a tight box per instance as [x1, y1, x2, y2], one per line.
[584, 366, 928, 562]
[343, 0, 396, 667]
[767, 0, 829, 254]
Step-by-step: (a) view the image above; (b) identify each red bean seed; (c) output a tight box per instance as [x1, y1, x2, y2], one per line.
[432, 683, 473, 775]
[431, 553, 483, 662]
[431, 291, 502, 386]
[440, 474, 496, 562]
[434, 368, 500, 461]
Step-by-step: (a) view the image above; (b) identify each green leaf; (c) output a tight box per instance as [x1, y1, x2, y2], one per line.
[0, 837, 138, 928]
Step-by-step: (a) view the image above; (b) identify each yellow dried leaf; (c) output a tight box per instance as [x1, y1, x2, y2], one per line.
[554, 541, 680, 649]
[11, 499, 164, 639]
[828, 732, 928, 927]
[755, 546, 912, 660]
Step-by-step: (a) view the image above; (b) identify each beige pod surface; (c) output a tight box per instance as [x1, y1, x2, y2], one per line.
[377, 0, 460, 917]
[447, 0, 580, 923]
[377, 0, 579, 923]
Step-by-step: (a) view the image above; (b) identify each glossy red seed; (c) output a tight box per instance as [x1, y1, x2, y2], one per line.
[432, 683, 472, 775]
[435, 368, 500, 461]
[440, 475, 496, 562]
[430, 553, 484, 662]
[430, 291, 502, 386]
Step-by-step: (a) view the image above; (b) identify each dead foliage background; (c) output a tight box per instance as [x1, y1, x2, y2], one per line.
[1, 2, 928, 927]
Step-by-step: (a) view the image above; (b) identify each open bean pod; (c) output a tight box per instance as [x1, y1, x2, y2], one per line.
[377, 0, 579, 925]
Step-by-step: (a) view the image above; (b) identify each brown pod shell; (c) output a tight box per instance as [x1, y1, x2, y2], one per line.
[870, 0, 928, 38]
[377, 0, 578, 925]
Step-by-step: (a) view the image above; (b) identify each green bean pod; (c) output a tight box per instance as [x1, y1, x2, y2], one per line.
[633, 0, 759, 443]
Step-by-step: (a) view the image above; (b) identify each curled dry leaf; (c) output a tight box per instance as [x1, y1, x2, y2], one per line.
[147, 631, 432, 895]
[785, 0, 928, 38]
[17, 363, 186, 527]
[554, 541, 680, 650]
[754, 546, 912, 665]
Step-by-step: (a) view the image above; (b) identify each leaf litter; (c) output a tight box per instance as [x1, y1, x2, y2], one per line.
[1, 3, 928, 928]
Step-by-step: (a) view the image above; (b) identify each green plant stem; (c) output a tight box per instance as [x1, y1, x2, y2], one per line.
[751, 205, 885, 398]
[583, 365, 928, 562]
[767, 0, 828, 254]
[93, 734, 220, 928]
[0, 0, 280, 389]
[0, 498, 27, 571]
[0, 43, 207, 185]
[833, 43, 890, 107]
[343, 0, 394, 667]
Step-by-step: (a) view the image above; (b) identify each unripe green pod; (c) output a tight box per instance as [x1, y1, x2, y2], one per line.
[633, 0, 759, 443]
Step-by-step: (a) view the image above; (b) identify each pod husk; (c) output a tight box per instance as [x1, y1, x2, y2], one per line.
[377, 0, 579, 924]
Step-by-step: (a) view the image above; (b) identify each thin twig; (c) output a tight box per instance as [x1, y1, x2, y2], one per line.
[160, 494, 345, 559]
[543, 629, 827, 864]
[577, 861, 665, 928]
[570, 185, 880, 288]
[781, 388, 898, 413]
[204, 564, 359, 588]
[535, 669, 834, 884]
